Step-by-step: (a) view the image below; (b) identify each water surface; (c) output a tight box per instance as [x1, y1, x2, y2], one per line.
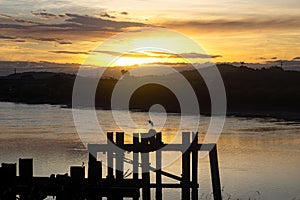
[0, 102, 300, 200]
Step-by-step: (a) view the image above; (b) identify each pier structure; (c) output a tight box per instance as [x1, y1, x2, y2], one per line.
[0, 131, 222, 200]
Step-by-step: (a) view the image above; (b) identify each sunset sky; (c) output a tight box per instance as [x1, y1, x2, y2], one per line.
[0, 0, 299, 66]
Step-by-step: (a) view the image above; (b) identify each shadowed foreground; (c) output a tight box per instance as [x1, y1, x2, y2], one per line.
[0, 132, 221, 200]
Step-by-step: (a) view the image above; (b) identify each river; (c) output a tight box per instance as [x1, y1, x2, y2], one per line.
[0, 102, 299, 200]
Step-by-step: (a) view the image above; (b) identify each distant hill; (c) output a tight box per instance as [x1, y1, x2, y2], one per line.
[0, 64, 299, 120]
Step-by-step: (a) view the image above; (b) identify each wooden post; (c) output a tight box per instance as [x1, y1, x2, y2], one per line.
[141, 136, 151, 200]
[1, 163, 16, 200]
[70, 166, 85, 180]
[19, 159, 33, 200]
[192, 133, 198, 200]
[156, 132, 163, 145]
[209, 144, 222, 200]
[116, 132, 125, 181]
[19, 158, 33, 179]
[133, 133, 139, 180]
[107, 132, 114, 180]
[156, 149, 162, 200]
[88, 152, 102, 185]
[116, 132, 125, 200]
[181, 132, 191, 200]
[133, 133, 139, 200]
[70, 166, 85, 200]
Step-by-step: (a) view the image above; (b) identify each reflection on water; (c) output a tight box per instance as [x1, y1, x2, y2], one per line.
[0, 102, 300, 199]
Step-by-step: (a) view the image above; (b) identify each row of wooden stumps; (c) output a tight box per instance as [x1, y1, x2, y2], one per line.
[0, 131, 222, 200]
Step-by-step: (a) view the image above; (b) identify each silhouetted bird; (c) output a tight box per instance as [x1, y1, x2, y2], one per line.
[148, 120, 154, 127]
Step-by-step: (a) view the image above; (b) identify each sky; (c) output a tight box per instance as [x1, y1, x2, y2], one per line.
[0, 0, 299, 66]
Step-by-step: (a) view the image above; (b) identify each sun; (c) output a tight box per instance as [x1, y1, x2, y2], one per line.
[111, 56, 162, 67]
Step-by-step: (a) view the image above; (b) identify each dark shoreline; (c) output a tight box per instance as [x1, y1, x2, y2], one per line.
[1, 64, 299, 122]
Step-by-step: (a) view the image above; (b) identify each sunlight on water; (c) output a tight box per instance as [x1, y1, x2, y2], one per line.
[0, 102, 300, 199]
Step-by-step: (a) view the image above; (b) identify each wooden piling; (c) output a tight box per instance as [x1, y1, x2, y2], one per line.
[181, 132, 191, 200]
[192, 132, 199, 200]
[107, 132, 114, 180]
[88, 153, 102, 185]
[1, 163, 16, 200]
[156, 149, 162, 200]
[19, 158, 33, 180]
[141, 135, 151, 200]
[116, 132, 125, 180]
[133, 133, 139, 200]
[116, 132, 125, 200]
[133, 133, 139, 180]
[70, 166, 85, 180]
[209, 144, 222, 200]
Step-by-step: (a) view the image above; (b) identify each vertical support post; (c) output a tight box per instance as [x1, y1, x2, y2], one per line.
[116, 132, 124, 180]
[107, 132, 114, 180]
[70, 166, 85, 180]
[116, 132, 125, 200]
[133, 133, 139, 180]
[156, 132, 163, 145]
[156, 132, 162, 200]
[19, 158, 33, 200]
[141, 136, 151, 200]
[156, 149, 162, 200]
[19, 158, 33, 179]
[1, 163, 16, 200]
[181, 132, 191, 200]
[133, 133, 139, 200]
[209, 144, 222, 200]
[88, 152, 102, 185]
[70, 166, 85, 199]
[192, 133, 198, 200]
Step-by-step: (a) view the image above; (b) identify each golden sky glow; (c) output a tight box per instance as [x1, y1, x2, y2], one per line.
[0, 0, 299, 65]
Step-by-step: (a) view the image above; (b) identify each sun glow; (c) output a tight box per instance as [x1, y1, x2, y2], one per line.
[112, 57, 161, 67]
[84, 28, 212, 67]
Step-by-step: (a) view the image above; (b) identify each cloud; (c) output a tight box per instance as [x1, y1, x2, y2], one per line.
[271, 57, 277, 60]
[0, 34, 73, 45]
[64, 13, 147, 31]
[0, 12, 148, 41]
[120, 12, 128, 15]
[49, 50, 89, 55]
[179, 52, 222, 59]
[58, 41, 72, 45]
[94, 50, 123, 56]
[0, 35, 17, 39]
[31, 11, 57, 19]
[293, 56, 300, 60]
[13, 39, 26, 42]
[100, 12, 116, 19]
[95, 50, 221, 59]
[35, 37, 61, 42]
[0, 13, 38, 24]
[163, 16, 300, 32]
[143, 51, 221, 59]
[258, 57, 267, 60]
[0, 23, 29, 29]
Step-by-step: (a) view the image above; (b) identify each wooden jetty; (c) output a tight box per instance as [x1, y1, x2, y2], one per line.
[0, 131, 222, 200]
